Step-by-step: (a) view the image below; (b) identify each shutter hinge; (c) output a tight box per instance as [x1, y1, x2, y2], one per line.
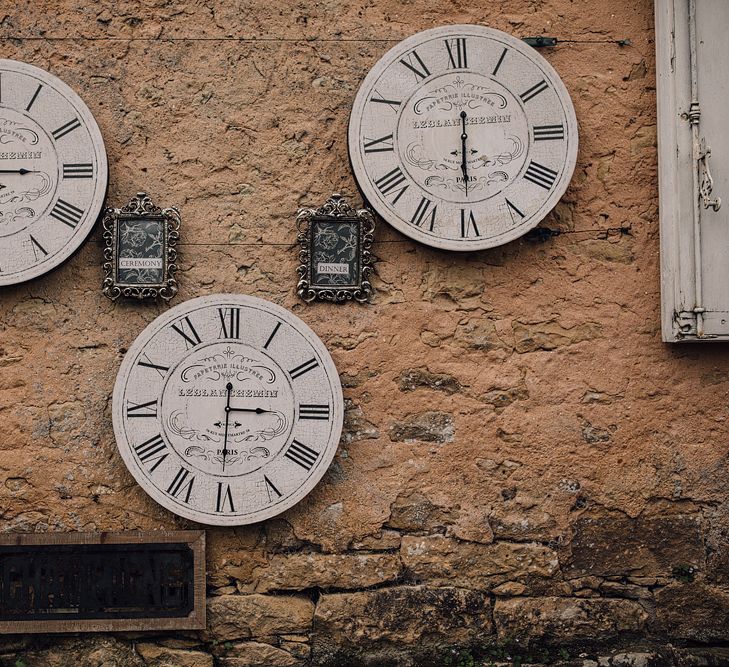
[675, 310, 698, 336]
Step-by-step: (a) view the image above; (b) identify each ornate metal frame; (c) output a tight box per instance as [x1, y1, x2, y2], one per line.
[102, 192, 180, 302]
[296, 194, 375, 303]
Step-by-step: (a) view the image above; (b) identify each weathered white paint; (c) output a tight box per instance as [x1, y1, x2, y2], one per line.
[657, 0, 729, 340]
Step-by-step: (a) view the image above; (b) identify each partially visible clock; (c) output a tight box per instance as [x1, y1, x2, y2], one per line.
[348, 25, 578, 251]
[112, 294, 344, 526]
[0, 59, 108, 286]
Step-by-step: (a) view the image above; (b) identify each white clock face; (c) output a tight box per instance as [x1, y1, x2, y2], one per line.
[349, 25, 578, 251]
[0, 59, 108, 286]
[112, 294, 344, 526]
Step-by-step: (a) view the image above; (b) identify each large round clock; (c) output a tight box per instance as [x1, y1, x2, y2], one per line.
[112, 294, 344, 526]
[0, 59, 108, 286]
[348, 25, 578, 251]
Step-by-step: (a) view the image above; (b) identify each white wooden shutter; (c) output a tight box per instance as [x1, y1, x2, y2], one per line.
[657, 0, 729, 341]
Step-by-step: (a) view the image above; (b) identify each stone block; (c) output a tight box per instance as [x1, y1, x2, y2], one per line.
[565, 508, 703, 577]
[206, 594, 315, 641]
[240, 552, 401, 592]
[10, 637, 144, 667]
[386, 491, 452, 532]
[671, 647, 729, 666]
[454, 319, 509, 351]
[655, 583, 729, 642]
[135, 644, 213, 667]
[490, 505, 558, 542]
[493, 597, 648, 644]
[479, 385, 529, 410]
[401, 534, 559, 591]
[217, 642, 302, 667]
[312, 585, 492, 657]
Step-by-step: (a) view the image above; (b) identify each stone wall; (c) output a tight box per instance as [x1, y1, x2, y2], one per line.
[1, 0, 729, 665]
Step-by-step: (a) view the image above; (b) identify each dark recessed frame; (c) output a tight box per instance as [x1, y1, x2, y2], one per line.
[102, 192, 180, 302]
[0, 531, 205, 634]
[296, 193, 375, 303]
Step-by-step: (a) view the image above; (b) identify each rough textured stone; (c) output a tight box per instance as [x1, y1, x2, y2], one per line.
[596, 653, 657, 667]
[401, 534, 559, 591]
[494, 597, 649, 644]
[313, 586, 492, 662]
[599, 580, 652, 600]
[565, 508, 704, 577]
[217, 642, 301, 667]
[135, 645, 213, 667]
[479, 384, 529, 411]
[206, 594, 315, 641]
[512, 320, 603, 353]
[670, 647, 729, 666]
[454, 318, 510, 352]
[388, 411, 455, 443]
[397, 368, 462, 394]
[241, 552, 401, 592]
[490, 498, 558, 542]
[341, 399, 380, 444]
[349, 529, 402, 551]
[385, 491, 452, 533]
[4, 637, 144, 667]
[704, 500, 729, 584]
[655, 583, 729, 642]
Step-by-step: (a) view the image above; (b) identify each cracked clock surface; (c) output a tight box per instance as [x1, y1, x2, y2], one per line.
[0, 59, 108, 285]
[348, 25, 578, 251]
[112, 294, 344, 525]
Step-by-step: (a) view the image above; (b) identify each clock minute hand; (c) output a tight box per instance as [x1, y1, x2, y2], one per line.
[460, 110, 469, 197]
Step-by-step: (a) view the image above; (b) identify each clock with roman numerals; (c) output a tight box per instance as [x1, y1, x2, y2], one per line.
[348, 25, 577, 251]
[0, 59, 108, 285]
[112, 294, 344, 525]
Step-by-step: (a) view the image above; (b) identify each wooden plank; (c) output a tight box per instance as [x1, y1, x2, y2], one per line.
[657, 0, 696, 341]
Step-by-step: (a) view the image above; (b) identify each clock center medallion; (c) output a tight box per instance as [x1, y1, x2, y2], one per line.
[397, 72, 529, 205]
[160, 341, 295, 478]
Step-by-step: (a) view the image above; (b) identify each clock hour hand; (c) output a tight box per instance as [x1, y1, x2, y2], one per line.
[222, 382, 233, 472]
[0, 168, 37, 175]
[228, 406, 273, 414]
[460, 111, 469, 197]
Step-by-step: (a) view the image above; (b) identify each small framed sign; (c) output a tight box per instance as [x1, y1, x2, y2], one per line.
[296, 193, 375, 303]
[102, 192, 180, 302]
[0, 531, 205, 634]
